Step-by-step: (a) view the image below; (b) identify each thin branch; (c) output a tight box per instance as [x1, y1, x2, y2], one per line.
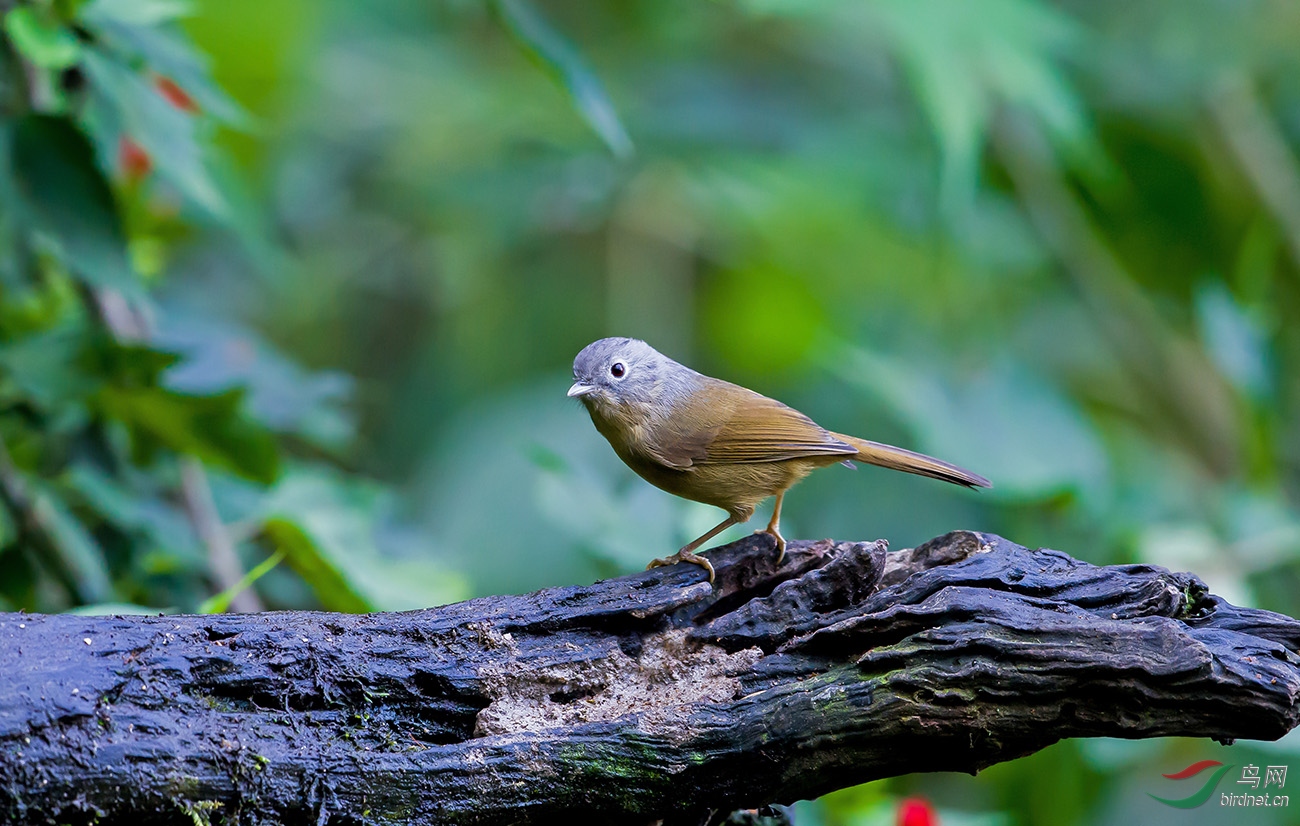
[86, 286, 262, 613]
[179, 456, 264, 613]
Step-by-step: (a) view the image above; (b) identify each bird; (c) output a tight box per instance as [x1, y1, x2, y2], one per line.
[567, 337, 990, 581]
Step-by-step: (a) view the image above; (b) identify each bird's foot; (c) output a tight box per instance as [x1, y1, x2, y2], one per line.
[754, 527, 787, 565]
[647, 548, 716, 583]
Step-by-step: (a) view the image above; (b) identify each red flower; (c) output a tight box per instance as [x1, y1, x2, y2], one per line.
[118, 136, 152, 180]
[897, 796, 938, 826]
[154, 75, 199, 113]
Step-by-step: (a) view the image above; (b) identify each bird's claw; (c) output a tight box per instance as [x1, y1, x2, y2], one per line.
[753, 527, 787, 565]
[647, 549, 716, 583]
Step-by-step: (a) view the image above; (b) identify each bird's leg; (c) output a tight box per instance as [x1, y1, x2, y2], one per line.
[756, 490, 787, 564]
[647, 514, 741, 583]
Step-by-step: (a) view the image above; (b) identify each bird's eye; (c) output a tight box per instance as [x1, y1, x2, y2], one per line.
[610, 362, 626, 378]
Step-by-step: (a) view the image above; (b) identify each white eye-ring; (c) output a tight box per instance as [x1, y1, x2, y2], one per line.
[610, 361, 626, 378]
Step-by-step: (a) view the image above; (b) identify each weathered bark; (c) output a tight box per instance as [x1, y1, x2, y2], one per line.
[1, 530, 1297, 825]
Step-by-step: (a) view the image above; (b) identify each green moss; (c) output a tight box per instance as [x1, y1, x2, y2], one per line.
[1179, 580, 1210, 618]
[189, 689, 238, 714]
[167, 774, 202, 799]
[181, 799, 222, 826]
[560, 739, 664, 787]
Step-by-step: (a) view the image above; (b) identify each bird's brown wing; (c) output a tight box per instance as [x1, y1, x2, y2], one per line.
[687, 384, 857, 465]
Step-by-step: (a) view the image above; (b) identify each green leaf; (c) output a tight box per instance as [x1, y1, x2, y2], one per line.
[1, 333, 279, 484]
[95, 341, 182, 386]
[62, 462, 204, 565]
[79, 5, 250, 128]
[198, 549, 284, 614]
[1195, 281, 1272, 401]
[492, 0, 633, 159]
[8, 115, 137, 290]
[4, 8, 81, 69]
[864, 0, 1104, 214]
[261, 469, 466, 612]
[262, 518, 373, 613]
[155, 313, 356, 449]
[79, 0, 194, 27]
[97, 385, 281, 484]
[0, 324, 96, 410]
[81, 48, 228, 218]
[30, 480, 115, 604]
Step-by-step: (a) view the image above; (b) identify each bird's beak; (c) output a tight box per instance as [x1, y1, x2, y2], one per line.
[567, 382, 595, 398]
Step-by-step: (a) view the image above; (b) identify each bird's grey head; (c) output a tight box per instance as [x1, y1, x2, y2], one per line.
[568, 337, 688, 412]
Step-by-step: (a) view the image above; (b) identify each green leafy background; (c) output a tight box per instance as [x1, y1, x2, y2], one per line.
[1, 0, 1297, 822]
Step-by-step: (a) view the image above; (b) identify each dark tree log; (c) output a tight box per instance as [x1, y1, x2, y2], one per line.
[1, 530, 1298, 825]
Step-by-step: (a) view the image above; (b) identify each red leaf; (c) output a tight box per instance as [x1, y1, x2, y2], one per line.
[118, 136, 152, 180]
[897, 796, 938, 826]
[154, 75, 199, 113]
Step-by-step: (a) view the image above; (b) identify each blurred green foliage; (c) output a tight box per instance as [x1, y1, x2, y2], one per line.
[2, 0, 1299, 822]
[0, 0, 464, 616]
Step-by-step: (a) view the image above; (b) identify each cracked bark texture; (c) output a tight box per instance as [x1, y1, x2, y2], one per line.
[1, 530, 1298, 826]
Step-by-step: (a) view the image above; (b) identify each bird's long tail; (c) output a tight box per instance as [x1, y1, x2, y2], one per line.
[831, 433, 992, 489]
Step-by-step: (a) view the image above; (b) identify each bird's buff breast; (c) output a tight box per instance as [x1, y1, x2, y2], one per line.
[584, 401, 819, 515]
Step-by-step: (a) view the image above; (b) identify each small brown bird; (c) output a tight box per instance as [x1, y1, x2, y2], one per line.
[568, 338, 991, 581]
